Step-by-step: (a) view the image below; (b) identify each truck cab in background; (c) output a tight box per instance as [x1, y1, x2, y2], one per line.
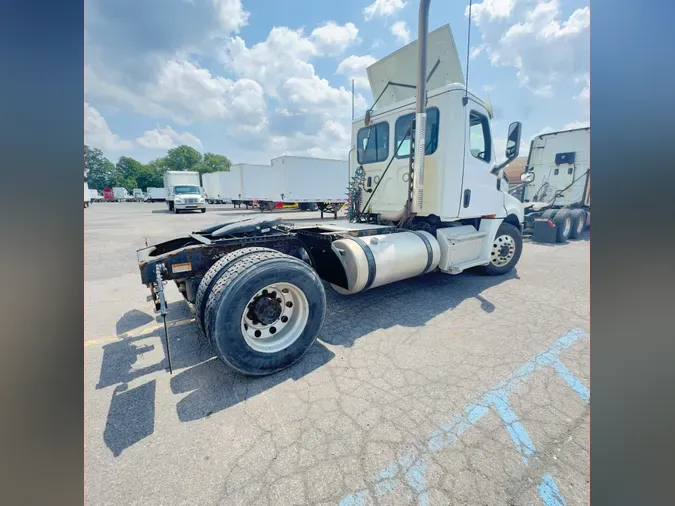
[163, 171, 205, 213]
[519, 127, 590, 243]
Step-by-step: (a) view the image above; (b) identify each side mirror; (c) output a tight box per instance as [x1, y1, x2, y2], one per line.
[520, 172, 535, 183]
[505, 121, 522, 160]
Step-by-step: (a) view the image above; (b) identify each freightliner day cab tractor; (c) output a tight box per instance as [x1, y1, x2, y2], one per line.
[518, 127, 590, 243]
[136, 1, 525, 376]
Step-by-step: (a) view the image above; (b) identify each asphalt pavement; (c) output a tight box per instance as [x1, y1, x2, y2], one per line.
[85, 202, 589, 505]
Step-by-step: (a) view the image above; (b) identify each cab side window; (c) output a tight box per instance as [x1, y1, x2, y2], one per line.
[394, 107, 440, 159]
[469, 111, 492, 163]
[357, 122, 389, 164]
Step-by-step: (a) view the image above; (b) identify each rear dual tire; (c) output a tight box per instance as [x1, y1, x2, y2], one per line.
[197, 248, 326, 376]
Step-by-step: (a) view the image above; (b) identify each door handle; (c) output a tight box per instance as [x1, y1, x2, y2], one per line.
[463, 189, 471, 208]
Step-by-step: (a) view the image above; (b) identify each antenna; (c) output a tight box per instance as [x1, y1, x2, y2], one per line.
[463, 0, 472, 106]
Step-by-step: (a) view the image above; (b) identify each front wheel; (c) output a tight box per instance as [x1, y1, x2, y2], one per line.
[480, 222, 523, 276]
[201, 208, 206, 213]
[204, 252, 326, 376]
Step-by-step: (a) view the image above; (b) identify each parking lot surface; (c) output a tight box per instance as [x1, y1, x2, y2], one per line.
[85, 202, 589, 505]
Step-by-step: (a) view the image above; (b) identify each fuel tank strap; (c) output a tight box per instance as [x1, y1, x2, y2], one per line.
[347, 236, 377, 290]
[409, 230, 434, 274]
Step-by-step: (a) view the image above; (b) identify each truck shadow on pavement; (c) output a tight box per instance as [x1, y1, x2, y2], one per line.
[98, 268, 516, 456]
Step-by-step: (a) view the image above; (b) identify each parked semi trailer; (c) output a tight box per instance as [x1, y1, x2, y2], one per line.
[163, 171, 205, 213]
[274, 155, 348, 217]
[210, 165, 245, 207]
[113, 187, 131, 202]
[84, 182, 91, 208]
[519, 126, 590, 243]
[201, 172, 222, 204]
[238, 164, 283, 210]
[136, 10, 525, 376]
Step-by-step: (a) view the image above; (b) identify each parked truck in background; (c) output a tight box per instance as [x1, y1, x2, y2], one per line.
[89, 189, 103, 202]
[274, 156, 348, 216]
[146, 187, 166, 203]
[519, 126, 590, 243]
[135, 15, 526, 377]
[163, 170, 205, 213]
[132, 188, 145, 202]
[112, 187, 131, 202]
[84, 182, 91, 208]
[103, 188, 114, 201]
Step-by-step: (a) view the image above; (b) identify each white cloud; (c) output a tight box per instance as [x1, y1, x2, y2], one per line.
[283, 75, 367, 118]
[563, 120, 589, 130]
[470, 0, 590, 96]
[136, 125, 203, 150]
[147, 59, 267, 127]
[224, 27, 318, 98]
[336, 55, 377, 89]
[575, 72, 590, 104]
[391, 21, 411, 45]
[85, 103, 133, 151]
[471, 0, 517, 21]
[212, 0, 249, 33]
[310, 22, 359, 55]
[270, 119, 351, 160]
[470, 44, 488, 59]
[364, 0, 407, 21]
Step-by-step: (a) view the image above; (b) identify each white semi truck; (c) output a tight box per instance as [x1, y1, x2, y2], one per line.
[163, 171, 206, 213]
[136, 6, 525, 376]
[518, 126, 590, 243]
[274, 155, 348, 214]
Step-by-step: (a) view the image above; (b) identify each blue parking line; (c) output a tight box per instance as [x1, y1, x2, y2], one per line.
[538, 473, 568, 506]
[339, 328, 589, 505]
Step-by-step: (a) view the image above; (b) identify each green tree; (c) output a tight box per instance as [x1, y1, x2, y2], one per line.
[84, 145, 118, 190]
[164, 145, 202, 172]
[196, 152, 232, 174]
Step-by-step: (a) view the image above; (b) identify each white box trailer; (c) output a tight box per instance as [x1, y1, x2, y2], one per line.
[146, 187, 165, 202]
[520, 126, 590, 243]
[238, 164, 283, 208]
[211, 167, 243, 205]
[201, 172, 222, 204]
[84, 182, 91, 208]
[273, 156, 348, 210]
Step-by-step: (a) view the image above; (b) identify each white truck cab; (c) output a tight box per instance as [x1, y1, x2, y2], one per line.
[348, 24, 524, 275]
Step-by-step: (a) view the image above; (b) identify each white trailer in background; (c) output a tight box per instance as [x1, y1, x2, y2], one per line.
[201, 172, 222, 204]
[84, 182, 91, 208]
[273, 156, 348, 216]
[146, 187, 165, 202]
[238, 164, 283, 209]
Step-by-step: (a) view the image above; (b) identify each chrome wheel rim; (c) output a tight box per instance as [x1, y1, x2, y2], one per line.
[241, 282, 309, 353]
[576, 216, 584, 234]
[491, 234, 517, 267]
[563, 217, 571, 237]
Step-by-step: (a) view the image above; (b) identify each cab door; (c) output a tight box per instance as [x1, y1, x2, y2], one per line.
[459, 103, 504, 218]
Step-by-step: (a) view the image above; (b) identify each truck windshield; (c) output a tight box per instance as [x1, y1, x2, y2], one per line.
[174, 185, 200, 194]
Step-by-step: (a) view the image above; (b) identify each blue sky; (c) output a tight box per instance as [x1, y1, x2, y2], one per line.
[85, 0, 589, 164]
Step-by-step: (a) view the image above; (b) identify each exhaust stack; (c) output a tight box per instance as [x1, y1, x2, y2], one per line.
[413, 0, 431, 213]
